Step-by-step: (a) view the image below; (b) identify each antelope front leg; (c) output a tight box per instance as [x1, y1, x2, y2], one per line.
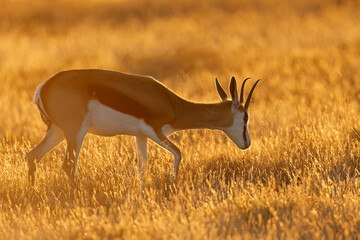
[152, 131, 182, 182]
[135, 136, 148, 184]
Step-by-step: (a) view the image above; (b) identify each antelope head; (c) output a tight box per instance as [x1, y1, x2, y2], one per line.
[215, 76, 260, 149]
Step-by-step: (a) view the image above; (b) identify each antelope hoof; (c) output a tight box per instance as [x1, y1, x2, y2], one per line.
[28, 160, 36, 186]
[62, 161, 75, 180]
[28, 169, 35, 186]
[172, 174, 178, 184]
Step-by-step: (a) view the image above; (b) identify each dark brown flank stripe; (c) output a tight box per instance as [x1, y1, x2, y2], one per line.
[89, 84, 154, 121]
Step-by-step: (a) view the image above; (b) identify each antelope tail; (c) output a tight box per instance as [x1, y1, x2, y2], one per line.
[34, 83, 51, 128]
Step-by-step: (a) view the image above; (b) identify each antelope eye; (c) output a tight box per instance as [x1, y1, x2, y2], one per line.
[243, 113, 248, 123]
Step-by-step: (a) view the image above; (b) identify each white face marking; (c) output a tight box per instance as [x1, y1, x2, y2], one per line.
[88, 100, 143, 136]
[223, 111, 250, 150]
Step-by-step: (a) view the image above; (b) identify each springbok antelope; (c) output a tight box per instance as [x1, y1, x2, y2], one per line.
[26, 69, 260, 185]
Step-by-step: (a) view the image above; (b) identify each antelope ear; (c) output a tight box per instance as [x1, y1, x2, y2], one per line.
[230, 76, 240, 112]
[215, 77, 227, 101]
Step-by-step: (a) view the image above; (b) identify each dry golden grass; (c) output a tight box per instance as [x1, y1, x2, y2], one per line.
[1, 0, 360, 239]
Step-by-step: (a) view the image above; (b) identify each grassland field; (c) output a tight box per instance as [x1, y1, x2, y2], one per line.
[1, 0, 360, 239]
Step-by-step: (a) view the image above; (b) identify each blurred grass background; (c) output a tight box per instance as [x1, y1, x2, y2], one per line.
[1, 0, 360, 239]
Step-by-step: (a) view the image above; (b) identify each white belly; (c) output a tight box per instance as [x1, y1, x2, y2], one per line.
[88, 100, 143, 136]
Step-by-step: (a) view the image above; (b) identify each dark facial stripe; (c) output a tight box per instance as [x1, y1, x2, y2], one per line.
[243, 126, 247, 147]
[243, 112, 248, 146]
[243, 112, 248, 123]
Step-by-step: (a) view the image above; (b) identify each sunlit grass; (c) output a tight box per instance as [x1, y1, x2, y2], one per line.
[1, 0, 360, 239]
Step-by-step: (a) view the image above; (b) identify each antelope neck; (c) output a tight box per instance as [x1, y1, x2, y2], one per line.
[171, 99, 233, 130]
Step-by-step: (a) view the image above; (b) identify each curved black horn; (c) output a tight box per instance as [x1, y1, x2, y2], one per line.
[229, 76, 237, 101]
[244, 79, 261, 109]
[240, 77, 251, 104]
[215, 77, 228, 101]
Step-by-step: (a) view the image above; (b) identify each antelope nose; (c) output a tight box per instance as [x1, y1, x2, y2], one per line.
[241, 140, 251, 150]
[238, 142, 250, 150]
